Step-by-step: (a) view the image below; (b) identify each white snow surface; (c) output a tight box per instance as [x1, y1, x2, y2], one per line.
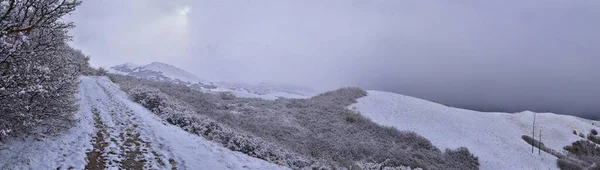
[109, 62, 206, 84]
[351, 90, 599, 170]
[211, 87, 307, 100]
[119, 62, 140, 70]
[109, 62, 309, 100]
[141, 62, 204, 84]
[0, 76, 286, 170]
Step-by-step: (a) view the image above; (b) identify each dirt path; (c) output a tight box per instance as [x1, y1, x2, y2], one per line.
[80, 78, 178, 169]
[0, 76, 286, 170]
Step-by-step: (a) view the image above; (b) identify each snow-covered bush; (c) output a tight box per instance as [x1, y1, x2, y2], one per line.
[554, 139, 600, 169]
[219, 92, 236, 100]
[111, 74, 479, 169]
[587, 134, 600, 145]
[310, 87, 367, 106]
[564, 140, 600, 161]
[111, 75, 316, 169]
[443, 147, 479, 169]
[522, 135, 565, 158]
[357, 161, 423, 170]
[97, 67, 108, 76]
[522, 135, 545, 149]
[0, 0, 86, 141]
[591, 129, 598, 136]
[556, 158, 584, 170]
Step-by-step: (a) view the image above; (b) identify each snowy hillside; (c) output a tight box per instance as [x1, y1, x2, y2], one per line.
[0, 77, 286, 170]
[110, 62, 207, 85]
[142, 62, 205, 84]
[351, 90, 599, 170]
[212, 82, 310, 100]
[110, 62, 310, 99]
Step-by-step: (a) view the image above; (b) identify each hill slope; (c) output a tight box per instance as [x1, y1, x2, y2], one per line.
[0, 77, 285, 169]
[110, 62, 310, 99]
[110, 62, 207, 85]
[351, 90, 598, 170]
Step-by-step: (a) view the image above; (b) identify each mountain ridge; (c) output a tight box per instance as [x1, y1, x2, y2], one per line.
[109, 62, 311, 99]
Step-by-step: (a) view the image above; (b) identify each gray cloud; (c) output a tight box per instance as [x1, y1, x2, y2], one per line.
[69, 0, 600, 117]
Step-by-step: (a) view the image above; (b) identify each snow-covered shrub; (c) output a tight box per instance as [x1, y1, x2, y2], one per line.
[0, 0, 86, 141]
[443, 147, 479, 169]
[591, 129, 598, 136]
[111, 74, 479, 169]
[564, 140, 600, 160]
[557, 158, 584, 170]
[587, 134, 600, 145]
[522, 135, 545, 148]
[111, 75, 316, 169]
[310, 87, 367, 106]
[357, 161, 423, 170]
[220, 92, 236, 100]
[556, 140, 600, 169]
[97, 67, 109, 76]
[521, 135, 565, 158]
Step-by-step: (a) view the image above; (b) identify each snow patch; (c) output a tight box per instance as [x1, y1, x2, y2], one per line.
[351, 90, 599, 170]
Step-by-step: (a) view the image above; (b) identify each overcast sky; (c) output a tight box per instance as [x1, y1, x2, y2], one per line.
[69, 0, 600, 117]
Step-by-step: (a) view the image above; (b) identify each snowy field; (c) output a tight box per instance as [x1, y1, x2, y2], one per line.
[352, 90, 599, 170]
[210, 87, 307, 100]
[0, 77, 285, 170]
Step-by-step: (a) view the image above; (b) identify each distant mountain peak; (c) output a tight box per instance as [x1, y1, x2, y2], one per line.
[110, 61, 311, 100]
[146, 61, 170, 67]
[109, 62, 205, 84]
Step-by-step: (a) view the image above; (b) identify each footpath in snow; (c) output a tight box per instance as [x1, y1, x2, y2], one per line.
[0, 76, 285, 170]
[351, 90, 599, 170]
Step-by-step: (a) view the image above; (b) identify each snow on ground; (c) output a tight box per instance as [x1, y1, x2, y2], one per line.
[0, 76, 286, 170]
[109, 62, 311, 100]
[351, 90, 599, 170]
[141, 62, 205, 84]
[210, 87, 307, 100]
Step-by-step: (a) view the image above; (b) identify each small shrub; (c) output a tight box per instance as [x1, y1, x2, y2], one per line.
[557, 158, 584, 170]
[97, 67, 108, 76]
[580, 133, 585, 138]
[522, 135, 565, 158]
[522, 135, 545, 148]
[220, 92, 236, 100]
[574, 130, 578, 135]
[564, 140, 600, 164]
[589, 134, 600, 145]
[592, 129, 598, 136]
[590, 163, 600, 170]
[557, 138, 600, 169]
[443, 147, 479, 169]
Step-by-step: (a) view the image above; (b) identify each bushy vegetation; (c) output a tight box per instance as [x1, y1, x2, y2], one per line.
[115, 77, 315, 168]
[522, 135, 545, 149]
[551, 129, 600, 170]
[557, 158, 584, 170]
[587, 134, 600, 145]
[0, 0, 90, 141]
[110, 74, 479, 169]
[555, 140, 600, 170]
[521, 135, 564, 158]
[564, 140, 600, 162]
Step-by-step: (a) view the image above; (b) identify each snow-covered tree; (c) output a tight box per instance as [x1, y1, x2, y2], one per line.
[0, 0, 85, 141]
